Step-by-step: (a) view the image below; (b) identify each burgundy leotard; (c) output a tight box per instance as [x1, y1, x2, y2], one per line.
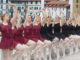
[24, 25, 33, 43]
[12, 27, 25, 44]
[0, 24, 17, 49]
[24, 24, 45, 43]
[31, 24, 45, 42]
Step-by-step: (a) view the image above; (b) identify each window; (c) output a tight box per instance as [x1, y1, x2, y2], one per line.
[76, 5, 78, 8]
[35, 1, 38, 4]
[26, 2, 28, 4]
[56, 8, 57, 10]
[31, 1, 33, 4]
[1, 5, 3, 9]
[34, 7, 38, 10]
[39, 7, 41, 10]
[6, 5, 8, 9]
[6, 0, 8, 3]
[3, 0, 6, 3]
[0, 0, 1, 3]
[10, 7, 13, 12]
[3, 5, 6, 9]
[66, 0, 69, 1]
[1, 0, 3, 3]
[0, 11, 2, 15]
[76, 0, 78, 3]
[63, 8, 64, 10]
[22, 7, 24, 9]
[18, 7, 21, 12]
[6, 11, 8, 14]
[46, 1, 49, 3]
[0, 5, 1, 9]
[40, 2, 41, 4]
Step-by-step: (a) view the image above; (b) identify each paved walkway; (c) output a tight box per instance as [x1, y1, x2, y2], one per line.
[0, 49, 80, 60]
[60, 52, 80, 60]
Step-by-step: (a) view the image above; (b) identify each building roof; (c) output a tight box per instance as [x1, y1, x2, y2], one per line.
[10, 0, 52, 2]
[45, 1, 70, 8]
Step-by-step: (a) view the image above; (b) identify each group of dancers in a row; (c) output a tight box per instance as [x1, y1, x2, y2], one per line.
[0, 2, 80, 60]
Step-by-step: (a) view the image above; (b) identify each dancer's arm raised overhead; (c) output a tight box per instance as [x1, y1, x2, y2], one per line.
[52, 8, 57, 27]
[41, 8, 47, 26]
[10, 2, 18, 26]
[60, 9, 66, 27]
[16, 11, 22, 29]
[60, 8, 64, 17]
[54, 8, 57, 17]
[23, 8, 28, 27]
[47, 8, 52, 27]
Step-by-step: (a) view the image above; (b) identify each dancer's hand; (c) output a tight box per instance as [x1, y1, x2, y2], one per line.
[18, 11, 21, 17]
[53, 8, 56, 12]
[47, 8, 50, 12]
[24, 7, 28, 12]
[41, 8, 45, 11]
[9, 2, 16, 7]
[38, 10, 41, 13]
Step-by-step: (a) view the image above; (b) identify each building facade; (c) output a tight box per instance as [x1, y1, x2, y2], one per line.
[0, 0, 71, 19]
[73, 0, 80, 16]
[69, 0, 80, 18]
[0, 0, 51, 16]
[45, 0, 70, 19]
[0, 0, 9, 15]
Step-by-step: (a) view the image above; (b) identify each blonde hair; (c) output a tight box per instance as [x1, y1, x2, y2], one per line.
[60, 16, 66, 26]
[54, 16, 60, 24]
[67, 17, 72, 25]
[72, 19, 76, 27]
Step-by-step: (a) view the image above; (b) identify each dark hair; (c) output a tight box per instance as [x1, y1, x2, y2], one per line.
[1, 14, 6, 21]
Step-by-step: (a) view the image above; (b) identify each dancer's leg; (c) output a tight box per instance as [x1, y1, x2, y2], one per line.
[8, 50, 13, 60]
[49, 46, 52, 60]
[3, 50, 8, 60]
[12, 44, 29, 60]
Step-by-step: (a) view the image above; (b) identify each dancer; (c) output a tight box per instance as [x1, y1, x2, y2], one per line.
[52, 11, 60, 60]
[40, 8, 54, 60]
[66, 15, 77, 55]
[69, 15, 80, 54]
[23, 8, 36, 60]
[60, 9, 69, 57]
[31, 8, 52, 60]
[75, 15, 80, 53]
[0, 3, 29, 60]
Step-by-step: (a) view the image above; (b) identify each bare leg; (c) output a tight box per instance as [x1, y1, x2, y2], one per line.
[68, 37, 74, 55]
[44, 40, 52, 60]
[17, 54, 22, 60]
[38, 50, 42, 60]
[49, 46, 52, 60]
[69, 42, 74, 55]
[56, 43, 60, 60]
[43, 48, 47, 60]
[27, 40, 36, 60]
[3, 50, 8, 60]
[33, 52, 37, 60]
[8, 50, 13, 60]
[32, 40, 44, 54]
[27, 50, 31, 60]
[12, 44, 29, 59]
[62, 40, 66, 57]
[74, 38, 79, 53]
[63, 45, 65, 57]
[27, 40, 36, 49]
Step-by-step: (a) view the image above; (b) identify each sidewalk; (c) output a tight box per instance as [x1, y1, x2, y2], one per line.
[61, 52, 80, 60]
